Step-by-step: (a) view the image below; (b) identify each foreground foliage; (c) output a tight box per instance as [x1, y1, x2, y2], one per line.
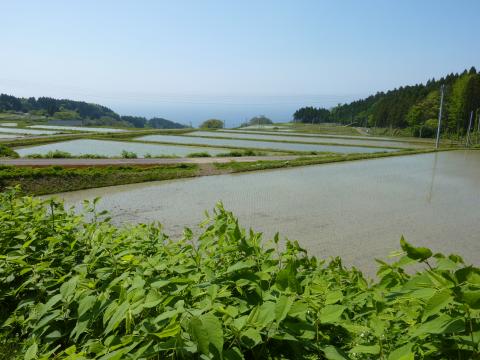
[0, 189, 479, 359]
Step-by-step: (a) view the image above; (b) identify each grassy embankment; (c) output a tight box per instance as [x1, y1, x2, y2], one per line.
[0, 190, 478, 359]
[0, 164, 198, 195]
[214, 148, 439, 173]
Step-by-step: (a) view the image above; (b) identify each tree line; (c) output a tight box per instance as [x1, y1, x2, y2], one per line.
[0, 94, 186, 129]
[293, 67, 480, 137]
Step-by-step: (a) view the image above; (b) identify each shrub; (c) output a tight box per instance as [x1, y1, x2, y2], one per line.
[121, 150, 138, 159]
[187, 152, 211, 158]
[0, 145, 19, 158]
[199, 119, 224, 129]
[0, 189, 478, 358]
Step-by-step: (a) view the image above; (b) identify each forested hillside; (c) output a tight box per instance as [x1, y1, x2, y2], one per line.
[294, 67, 480, 137]
[0, 94, 186, 129]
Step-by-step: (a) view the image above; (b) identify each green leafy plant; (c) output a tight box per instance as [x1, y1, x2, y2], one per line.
[121, 150, 138, 159]
[0, 189, 478, 359]
[0, 145, 19, 158]
[187, 152, 211, 158]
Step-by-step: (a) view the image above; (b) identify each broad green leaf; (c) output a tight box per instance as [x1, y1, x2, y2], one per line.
[105, 301, 129, 334]
[255, 301, 275, 327]
[25, 342, 38, 360]
[325, 290, 344, 305]
[226, 259, 256, 273]
[400, 237, 432, 262]
[422, 288, 453, 320]
[320, 305, 346, 324]
[240, 328, 262, 349]
[350, 344, 380, 355]
[200, 313, 223, 356]
[190, 317, 209, 355]
[190, 313, 223, 356]
[275, 295, 293, 323]
[462, 289, 480, 309]
[388, 343, 414, 360]
[288, 301, 309, 320]
[154, 323, 181, 338]
[410, 315, 465, 337]
[322, 346, 348, 360]
[78, 295, 97, 318]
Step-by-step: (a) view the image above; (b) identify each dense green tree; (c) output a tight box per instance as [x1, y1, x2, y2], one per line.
[0, 93, 186, 129]
[293, 107, 330, 124]
[120, 116, 147, 128]
[248, 115, 273, 125]
[53, 109, 80, 120]
[149, 117, 186, 129]
[296, 67, 480, 137]
[200, 119, 224, 129]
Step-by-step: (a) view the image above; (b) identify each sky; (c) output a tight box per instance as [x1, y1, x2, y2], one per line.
[1, 0, 479, 126]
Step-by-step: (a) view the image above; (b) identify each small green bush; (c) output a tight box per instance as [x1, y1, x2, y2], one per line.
[121, 150, 138, 159]
[187, 152, 211, 158]
[0, 145, 19, 158]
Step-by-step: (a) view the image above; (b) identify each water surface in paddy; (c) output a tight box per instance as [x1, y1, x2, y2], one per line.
[189, 131, 423, 149]
[57, 151, 480, 274]
[29, 125, 126, 133]
[0, 127, 58, 135]
[136, 134, 393, 153]
[15, 139, 231, 157]
[0, 134, 23, 139]
[222, 129, 434, 144]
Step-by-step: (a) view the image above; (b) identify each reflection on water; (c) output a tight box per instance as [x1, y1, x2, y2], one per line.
[0, 127, 58, 135]
[15, 139, 232, 157]
[189, 131, 425, 149]
[29, 125, 126, 133]
[136, 134, 394, 153]
[426, 152, 438, 203]
[56, 151, 480, 275]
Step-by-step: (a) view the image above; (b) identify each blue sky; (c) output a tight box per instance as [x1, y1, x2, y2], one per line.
[1, 0, 479, 125]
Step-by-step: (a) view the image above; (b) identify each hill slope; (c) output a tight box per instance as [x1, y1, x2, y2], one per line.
[0, 94, 186, 129]
[294, 67, 480, 137]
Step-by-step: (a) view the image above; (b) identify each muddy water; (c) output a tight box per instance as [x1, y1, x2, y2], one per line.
[136, 134, 394, 153]
[189, 131, 426, 149]
[56, 151, 480, 275]
[15, 139, 232, 157]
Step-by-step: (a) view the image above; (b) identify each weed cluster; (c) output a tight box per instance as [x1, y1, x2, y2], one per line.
[0, 189, 478, 359]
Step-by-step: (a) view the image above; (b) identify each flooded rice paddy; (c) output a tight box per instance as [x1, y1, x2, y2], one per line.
[56, 150, 480, 274]
[136, 134, 394, 153]
[15, 139, 232, 157]
[29, 125, 126, 133]
[188, 131, 424, 149]
[0, 127, 59, 135]
[0, 134, 23, 139]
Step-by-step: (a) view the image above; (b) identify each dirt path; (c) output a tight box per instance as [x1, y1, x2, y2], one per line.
[0, 155, 302, 168]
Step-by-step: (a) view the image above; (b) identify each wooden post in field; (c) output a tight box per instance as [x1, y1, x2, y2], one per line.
[435, 84, 445, 149]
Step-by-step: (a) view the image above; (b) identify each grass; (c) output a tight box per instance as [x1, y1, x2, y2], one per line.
[0, 164, 198, 195]
[288, 123, 363, 135]
[0, 145, 19, 158]
[214, 148, 438, 173]
[216, 150, 266, 157]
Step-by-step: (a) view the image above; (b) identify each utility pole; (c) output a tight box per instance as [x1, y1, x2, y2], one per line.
[435, 84, 445, 149]
[466, 110, 473, 147]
